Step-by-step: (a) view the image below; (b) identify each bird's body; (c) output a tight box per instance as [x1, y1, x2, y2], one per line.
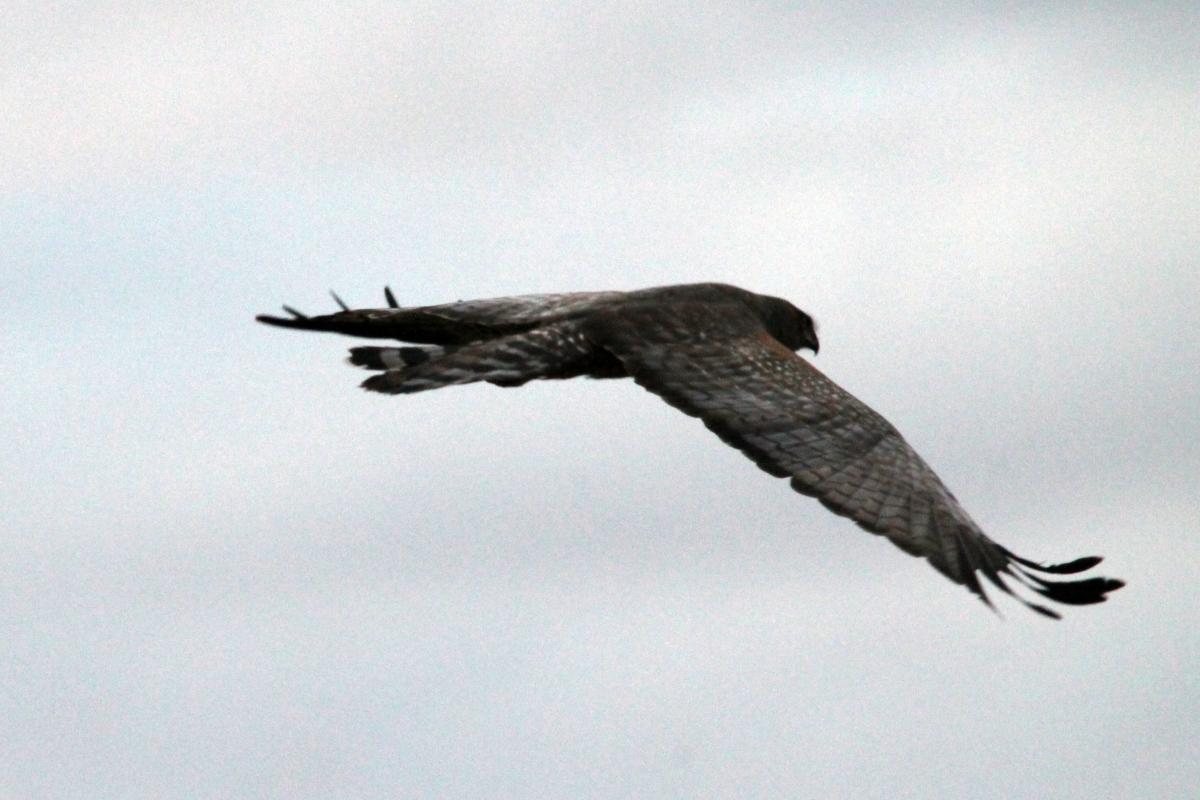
[258, 282, 1122, 618]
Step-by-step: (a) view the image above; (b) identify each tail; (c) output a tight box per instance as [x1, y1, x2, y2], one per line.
[351, 324, 599, 395]
[255, 288, 520, 345]
[346, 345, 450, 370]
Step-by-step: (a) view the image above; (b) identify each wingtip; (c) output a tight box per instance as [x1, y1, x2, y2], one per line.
[257, 299, 320, 328]
[1005, 551, 1105, 575]
[256, 313, 299, 328]
[1028, 602, 1063, 620]
[1004, 552, 1125, 610]
[962, 538, 1122, 618]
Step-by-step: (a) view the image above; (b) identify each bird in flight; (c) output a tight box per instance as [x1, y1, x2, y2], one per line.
[257, 282, 1123, 618]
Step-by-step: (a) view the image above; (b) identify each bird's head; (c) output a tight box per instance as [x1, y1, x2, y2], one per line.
[755, 294, 820, 355]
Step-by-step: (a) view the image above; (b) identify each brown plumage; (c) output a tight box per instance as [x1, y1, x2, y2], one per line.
[257, 282, 1123, 618]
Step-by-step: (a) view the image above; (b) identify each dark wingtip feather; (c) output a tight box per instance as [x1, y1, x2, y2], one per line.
[330, 290, 350, 311]
[1022, 575, 1125, 606]
[1048, 555, 1105, 573]
[384, 286, 399, 308]
[1002, 549, 1124, 611]
[1005, 551, 1104, 575]
[257, 313, 312, 330]
[282, 304, 308, 319]
[1026, 602, 1062, 620]
[957, 534, 1123, 619]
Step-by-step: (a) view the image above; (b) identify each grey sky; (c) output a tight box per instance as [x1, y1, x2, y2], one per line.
[2, 3, 1197, 798]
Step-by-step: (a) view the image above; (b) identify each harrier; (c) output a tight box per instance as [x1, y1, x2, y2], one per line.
[257, 282, 1122, 618]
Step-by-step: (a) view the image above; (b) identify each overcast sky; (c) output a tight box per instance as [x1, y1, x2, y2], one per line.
[3, 3, 1198, 798]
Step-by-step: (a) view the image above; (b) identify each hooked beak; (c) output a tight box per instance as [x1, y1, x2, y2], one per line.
[804, 330, 820, 355]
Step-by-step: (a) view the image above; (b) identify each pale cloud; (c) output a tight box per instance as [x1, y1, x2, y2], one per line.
[2, 3, 1198, 798]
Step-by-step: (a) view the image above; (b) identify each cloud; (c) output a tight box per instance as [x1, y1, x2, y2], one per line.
[8, 2, 1196, 196]
[3, 3, 1199, 798]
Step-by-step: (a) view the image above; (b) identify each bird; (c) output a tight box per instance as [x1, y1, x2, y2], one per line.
[257, 281, 1123, 618]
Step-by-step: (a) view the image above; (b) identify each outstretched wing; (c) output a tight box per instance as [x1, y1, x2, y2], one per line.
[257, 287, 623, 344]
[583, 300, 1123, 618]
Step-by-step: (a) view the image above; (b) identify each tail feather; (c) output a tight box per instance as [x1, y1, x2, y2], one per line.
[359, 323, 597, 394]
[347, 345, 449, 370]
[360, 346, 536, 394]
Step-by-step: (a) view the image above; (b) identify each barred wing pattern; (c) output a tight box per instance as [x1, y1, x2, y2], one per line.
[583, 300, 1121, 618]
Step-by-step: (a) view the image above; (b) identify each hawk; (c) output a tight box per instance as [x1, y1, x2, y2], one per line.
[257, 282, 1123, 618]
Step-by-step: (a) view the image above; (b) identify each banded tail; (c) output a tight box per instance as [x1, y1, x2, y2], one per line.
[256, 287, 626, 395]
